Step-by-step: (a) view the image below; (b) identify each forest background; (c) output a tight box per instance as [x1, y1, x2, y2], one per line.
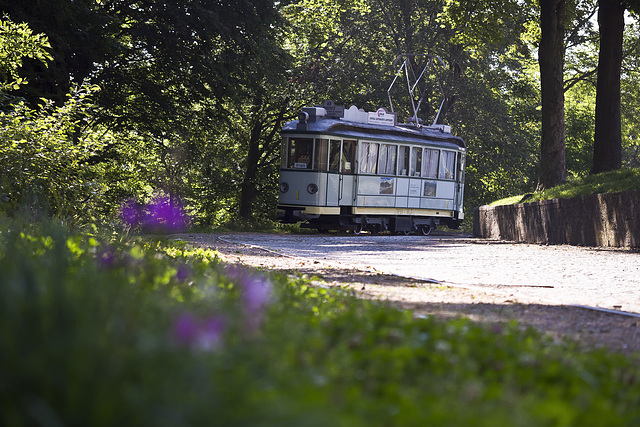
[2, 0, 640, 229]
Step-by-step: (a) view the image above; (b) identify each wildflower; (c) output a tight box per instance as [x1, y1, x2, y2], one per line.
[119, 195, 189, 232]
[172, 313, 225, 352]
[225, 265, 273, 333]
[120, 199, 142, 228]
[242, 275, 273, 313]
[97, 245, 117, 268]
[175, 263, 191, 282]
[143, 196, 188, 232]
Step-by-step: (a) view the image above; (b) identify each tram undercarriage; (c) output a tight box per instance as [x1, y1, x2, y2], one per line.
[278, 206, 461, 235]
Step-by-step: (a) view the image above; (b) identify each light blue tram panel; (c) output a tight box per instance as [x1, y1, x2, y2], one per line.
[277, 102, 466, 234]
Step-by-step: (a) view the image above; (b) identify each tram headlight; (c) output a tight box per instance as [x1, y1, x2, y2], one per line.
[280, 182, 289, 193]
[307, 183, 318, 194]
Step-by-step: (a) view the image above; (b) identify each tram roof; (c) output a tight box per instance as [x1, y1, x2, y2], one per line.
[282, 118, 466, 151]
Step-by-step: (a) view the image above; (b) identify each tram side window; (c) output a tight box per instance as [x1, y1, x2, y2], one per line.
[359, 142, 379, 174]
[378, 144, 397, 175]
[314, 138, 328, 171]
[440, 150, 456, 179]
[329, 140, 341, 172]
[457, 153, 465, 180]
[342, 140, 355, 174]
[410, 147, 422, 177]
[397, 146, 410, 176]
[422, 148, 439, 178]
[288, 138, 314, 169]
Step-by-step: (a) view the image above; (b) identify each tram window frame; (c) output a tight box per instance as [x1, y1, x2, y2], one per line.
[280, 137, 288, 169]
[397, 146, 410, 176]
[359, 141, 379, 174]
[440, 150, 456, 180]
[410, 146, 422, 177]
[314, 138, 329, 171]
[422, 148, 439, 178]
[378, 144, 397, 175]
[287, 137, 314, 169]
[457, 153, 465, 180]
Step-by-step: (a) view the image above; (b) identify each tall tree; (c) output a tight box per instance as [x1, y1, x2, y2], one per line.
[537, 0, 567, 189]
[592, 0, 640, 173]
[440, 0, 569, 190]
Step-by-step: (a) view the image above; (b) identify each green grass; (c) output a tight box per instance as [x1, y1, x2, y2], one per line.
[2, 220, 640, 426]
[490, 168, 640, 206]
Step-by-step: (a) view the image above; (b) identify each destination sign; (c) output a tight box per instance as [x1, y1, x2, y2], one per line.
[368, 108, 396, 126]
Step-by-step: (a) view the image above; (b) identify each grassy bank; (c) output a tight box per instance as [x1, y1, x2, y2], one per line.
[2, 221, 640, 426]
[490, 168, 640, 206]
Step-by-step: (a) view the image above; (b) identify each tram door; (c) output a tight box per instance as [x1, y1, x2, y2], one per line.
[326, 140, 355, 206]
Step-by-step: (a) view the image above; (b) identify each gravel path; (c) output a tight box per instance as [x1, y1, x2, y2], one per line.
[219, 232, 640, 315]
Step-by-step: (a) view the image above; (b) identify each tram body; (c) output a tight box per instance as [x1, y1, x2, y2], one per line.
[277, 104, 466, 234]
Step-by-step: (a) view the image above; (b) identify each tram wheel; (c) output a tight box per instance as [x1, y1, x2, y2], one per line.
[354, 224, 364, 235]
[421, 225, 433, 236]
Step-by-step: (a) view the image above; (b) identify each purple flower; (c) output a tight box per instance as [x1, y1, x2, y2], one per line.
[119, 195, 189, 232]
[173, 313, 199, 345]
[175, 263, 191, 282]
[96, 244, 132, 269]
[172, 313, 225, 351]
[225, 265, 273, 333]
[142, 196, 188, 232]
[96, 245, 115, 268]
[120, 199, 143, 227]
[242, 275, 273, 312]
[197, 316, 226, 350]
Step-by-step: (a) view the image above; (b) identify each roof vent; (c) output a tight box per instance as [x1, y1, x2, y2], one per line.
[300, 107, 326, 123]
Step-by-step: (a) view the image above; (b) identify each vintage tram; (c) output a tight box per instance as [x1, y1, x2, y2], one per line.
[277, 102, 466, 234]
[277, 55, 466, 234]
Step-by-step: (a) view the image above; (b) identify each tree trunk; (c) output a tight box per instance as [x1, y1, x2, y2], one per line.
[238, 118, 263, 220]
[537, 0, 567, 190]
[592, 0, 624, 174]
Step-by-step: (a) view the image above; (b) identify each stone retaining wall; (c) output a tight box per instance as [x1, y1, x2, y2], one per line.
[473, 190, 640, 248]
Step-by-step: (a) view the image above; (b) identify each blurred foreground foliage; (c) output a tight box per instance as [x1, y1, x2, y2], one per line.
[2, 220, 640, 426]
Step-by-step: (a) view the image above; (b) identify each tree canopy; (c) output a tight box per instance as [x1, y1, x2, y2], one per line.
[2, 0, 640, 226]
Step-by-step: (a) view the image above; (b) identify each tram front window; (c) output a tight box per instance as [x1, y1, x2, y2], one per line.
[288, 138, 314, 169]
[314, 138, 328, 171]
